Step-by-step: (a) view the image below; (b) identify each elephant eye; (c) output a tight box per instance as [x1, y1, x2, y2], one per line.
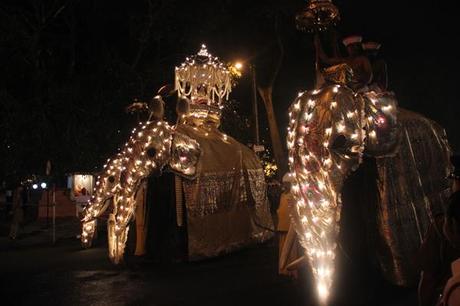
[331, 135, 347, 150]
[108, 176, 115, 183]
[146, 147, 157, 158]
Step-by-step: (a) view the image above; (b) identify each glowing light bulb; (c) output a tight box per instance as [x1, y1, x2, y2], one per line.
[318, 180, 325, 190]
[382, 105, 392, 112]
[336, 123, 345, 133]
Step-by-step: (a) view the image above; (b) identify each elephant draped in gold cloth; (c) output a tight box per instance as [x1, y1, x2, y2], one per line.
[287, 63, 451, 304]
[81, 46, 274, 264]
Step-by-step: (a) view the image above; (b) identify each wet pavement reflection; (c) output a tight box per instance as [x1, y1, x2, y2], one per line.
[0, 221, 416, 306]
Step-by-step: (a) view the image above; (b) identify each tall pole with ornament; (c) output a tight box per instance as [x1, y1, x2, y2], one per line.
[294, 1, 341, 305]
[296, 0, 340, 89]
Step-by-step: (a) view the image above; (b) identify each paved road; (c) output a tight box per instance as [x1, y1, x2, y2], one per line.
[0, 219, 417, 306]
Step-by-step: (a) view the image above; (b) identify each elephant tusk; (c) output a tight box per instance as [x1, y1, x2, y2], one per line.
[286, 255, 308, 271]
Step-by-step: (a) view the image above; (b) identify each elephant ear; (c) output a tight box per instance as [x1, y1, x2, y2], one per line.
[149, 95, 165, 120]
[363, 91, 401, 157]
[169, 133, 201, 178]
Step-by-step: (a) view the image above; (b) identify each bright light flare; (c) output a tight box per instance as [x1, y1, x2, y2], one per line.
[229, 61, 244, 78]
[317, 282, 330, 303]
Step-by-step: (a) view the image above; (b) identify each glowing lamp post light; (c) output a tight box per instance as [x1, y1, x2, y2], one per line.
[228, 61, 244, 79]
[228, 60, 261, 147]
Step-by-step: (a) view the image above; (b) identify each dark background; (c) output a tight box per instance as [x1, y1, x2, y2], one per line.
[1, 0, 458, 182]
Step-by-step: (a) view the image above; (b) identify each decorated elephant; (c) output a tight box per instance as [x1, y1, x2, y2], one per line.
[81, 45, 274, 264]
[287, 63, 451, 303]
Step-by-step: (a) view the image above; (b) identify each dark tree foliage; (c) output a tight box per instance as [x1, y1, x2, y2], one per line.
[0, 0, 458, 184]
[0, 0, 306, 183]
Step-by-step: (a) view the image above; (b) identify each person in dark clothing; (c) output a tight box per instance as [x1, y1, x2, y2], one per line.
[9, 183, 26, 239]
[362, 41, 388, 92]
[419, 154, 460, 306]
[314, 34, 373, 90]
[145, 172, 188, 263]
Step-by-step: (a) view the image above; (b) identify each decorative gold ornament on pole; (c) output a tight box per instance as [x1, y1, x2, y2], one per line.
[295, 0, 340, 33]
[296, 0, 340, 89]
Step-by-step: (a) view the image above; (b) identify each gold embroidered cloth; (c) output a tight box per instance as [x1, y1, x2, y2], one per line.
[375, 108, 451, 286]
[175, 124, 274, 260]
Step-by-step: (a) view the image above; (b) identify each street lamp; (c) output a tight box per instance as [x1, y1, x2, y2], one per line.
[229, 60, 262, 150]
[249, 63, 260, 146]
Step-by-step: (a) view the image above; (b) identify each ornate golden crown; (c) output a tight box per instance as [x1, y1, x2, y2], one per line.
[175, 45, 232, 110]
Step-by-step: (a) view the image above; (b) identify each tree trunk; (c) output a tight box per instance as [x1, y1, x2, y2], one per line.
[257, 86, 286, 175]
[256, 14, 287, 177]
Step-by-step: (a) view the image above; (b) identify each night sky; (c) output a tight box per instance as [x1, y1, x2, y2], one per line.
[0, 0, 458, 181]
[328, 0, 459, 149]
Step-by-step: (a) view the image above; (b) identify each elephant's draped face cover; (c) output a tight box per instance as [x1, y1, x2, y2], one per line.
[287, 84, 399, 302]
[88, 120, 172, 219]
[81, 120, 173, 250]
[287, 85, 365, 303]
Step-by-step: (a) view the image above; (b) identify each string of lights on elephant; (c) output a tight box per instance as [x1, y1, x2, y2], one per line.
[287, 68, 398, 303]
[81, 119, 176, 262]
